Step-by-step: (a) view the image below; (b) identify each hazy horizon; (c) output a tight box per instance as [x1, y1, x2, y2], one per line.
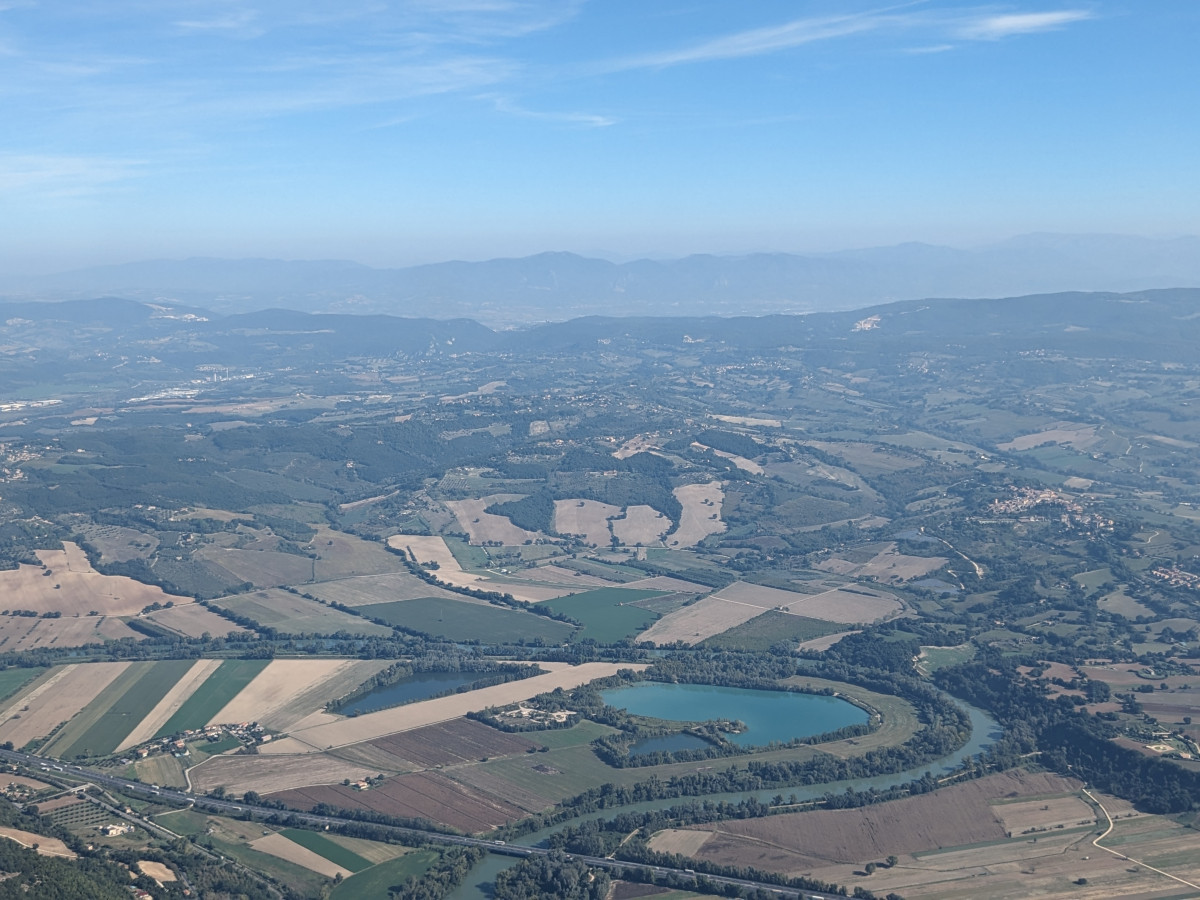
[2, 2, 1198, 276]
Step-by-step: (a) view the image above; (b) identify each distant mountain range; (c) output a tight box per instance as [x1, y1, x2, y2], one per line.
[3, 233, 1199, 326]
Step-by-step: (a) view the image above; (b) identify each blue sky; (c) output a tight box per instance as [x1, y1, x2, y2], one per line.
[1, 1, 1196, 272]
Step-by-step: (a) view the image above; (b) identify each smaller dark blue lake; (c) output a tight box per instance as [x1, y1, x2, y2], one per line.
[340, 671, 479, 715]
[627, 732, 713, 757]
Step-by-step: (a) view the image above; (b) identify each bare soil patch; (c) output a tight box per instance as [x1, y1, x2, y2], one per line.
[817, 542, 948, 583]
[271, 770, 525, 833]
[708, 414, 781, 428]
[647, 829, 714, 857]
[446, 496, 542, 545]
[368, 718, 536, 768]
[0, 542, 187, 616]
[682, 771, 1083, 870]
[309, 572, 462, 606]
[116, 659, 222, 752]
[992, 795, 1096, 835]
[0, 614, 142, 652]
[309, 526, 407, 581]
[612, 505, 671, 546]
[251, 833, 351, 879]
[137, 860, 177, 885]
[190, 750, 378, 796]
[796, 630, 860, 652]
[0, 662, 130, 748]
[554, 499, 620, 547]
[665, 482, 725, 548]
[693, 443, 763, 475]
[145, 602, 247, 638]
[999, 422, 1099, 451]
[0, 827, 76, 858]
[265, 662, 642, 753]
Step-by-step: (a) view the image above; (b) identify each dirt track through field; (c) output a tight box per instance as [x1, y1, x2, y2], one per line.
[0, 662, 130, 748]
[115, 659, 222, 752]
[263, 662, 643, 754]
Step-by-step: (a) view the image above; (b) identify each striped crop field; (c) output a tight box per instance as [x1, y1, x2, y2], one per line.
[155, 659, 272, 737]
[45, 660, 196, 759]
[280, 829, 372, 873]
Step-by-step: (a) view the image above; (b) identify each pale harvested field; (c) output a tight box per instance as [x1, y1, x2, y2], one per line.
[622, 575, 710, 593]
[115, 659, 222, 752]
[251, 833, 351, 879]
[637, 594, 761, 646]
[0, 542, 188, 616]
[491, 582, 579, 603]
[639, 580, 898, 645]
[801, 797, 1200, 900]
[308, 572, 462, 606]
[817, 543, 948, 583]
[708, 414, 781, 428]
[665, 482, 725, 548]
[554, 499, 620, 546]
[446, 496, 542, 545]
[0, 827, 76, 858]
[647, 829, 714, 857]
[198, 546, 312, 587]
[694, 443, 763, 475]
[524, 564, 611, 587]
[208, 659, 378, 728]
[266, 662, 644, 753]
[0, 662, 129, 748]
[324, 834, 410, 865]
[678, 771, 1082, 867]
[992, 795, 1096, 835]
[0, 614, 142, 651]
[999, 422, 1099, 451]
[387, 535, 486, 589]
[613, 433, 661, 459]
[612, 505, 671, 546]
[145, 602, 247, 638]
[796, 630, 859, 652]
[190, 750, 379, 795]
[137, 861, 177, 885]
[309, 526, 408, 581]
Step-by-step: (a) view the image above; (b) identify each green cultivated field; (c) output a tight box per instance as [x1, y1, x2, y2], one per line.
[48, 660, 196, 759]
[701, 610, 844, 651]
[330, 849, 439, 899]
[281, 828, 372, 872]
[541, 587, 662, 643]
[365, 597, 575, 644]
[155, 659, 271, 737]
[0, 667, 43, 702]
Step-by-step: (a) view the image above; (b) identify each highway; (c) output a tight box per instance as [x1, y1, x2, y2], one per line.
[0, 746, 833, 899]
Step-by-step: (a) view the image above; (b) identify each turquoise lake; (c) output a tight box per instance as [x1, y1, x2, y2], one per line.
[600, 682, 869, 747]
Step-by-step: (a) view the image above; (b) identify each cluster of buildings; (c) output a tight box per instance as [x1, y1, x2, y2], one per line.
[1150, 566, 1200, 589]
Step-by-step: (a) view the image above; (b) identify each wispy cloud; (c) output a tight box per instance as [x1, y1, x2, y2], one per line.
[607, 9, 900, 71]
[487, 94, 614, 127]
[958, 10, 1093, 40]
[174, 9, 263, 38]
[0, 154, 143, 197]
